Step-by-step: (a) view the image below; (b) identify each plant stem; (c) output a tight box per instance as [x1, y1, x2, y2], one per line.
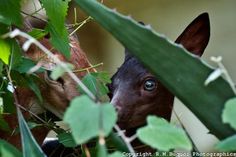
[114, 125, 136, 156]
[73, 62, 103, 73]
[69, 16, 92, 36]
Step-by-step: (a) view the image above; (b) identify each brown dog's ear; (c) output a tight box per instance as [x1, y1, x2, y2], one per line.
[175, 12, 210, 56]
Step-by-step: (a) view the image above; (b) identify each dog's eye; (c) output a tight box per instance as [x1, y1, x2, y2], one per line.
[143, 79, 157, 91]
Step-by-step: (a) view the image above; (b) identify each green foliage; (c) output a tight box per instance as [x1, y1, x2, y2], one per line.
[74, 0, 235, 139]
[108, 151, 123, 157]
[17, 108, 46, 157]
[215, 135, 236, 152]
[0, 140, 22, 157]
[137, 116, 192, 151]
[80, 72, 110, 98]
[50, 63, 74, 80]
[24, 75, 43, 103]
[0, 77, 15, 113]
[13, 58, 36, 73]
[0, 97, 3, 113]
[222, 97, 236, 130]
[0, 114, 10, 132]
[28, 29, 48, 40]
[107, 132, 129, 153]
[9, 40, 22, 70]
[0, 0, 22, 26]
[97, 143, 108, 157]
[0, 39, 11, 65]
[0, 61, 3, 76]
[64, 95, 117, 145]
[41, 0, 71, 58]
[57, 132, 77, 148]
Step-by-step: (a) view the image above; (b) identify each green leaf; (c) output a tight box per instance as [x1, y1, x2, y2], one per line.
[0, 23, 8, 35]
[108, 151, 123, 157]
[13, 58, 36, 73]
[57, 132, 77, 148]
[137, 116, 192, 151]
[42, 0, 71, 58]
[41, 0, 70, 32]
[17, 108, 46, 157]
[0, 61, 3, 76]
[215, 134, 236, 152]
[0, 114, 10, 131]
[107, 132, 129, 153]
[0, 78, 15, 114]
[222, 97, 236, 130]
[80, 73, 109, 98]
[64, 95, 117, 144]
[91, 72, 111, 84]
[97, 143, 107, 157]
[28, 28, 48, 40]
[0, 39, 10, 65]
[24, 75, 43, 103]
[50, 63, 74, 80]
[74, 0, 235, 139]
[14, 122, 43, 134]
[0, 139, 22, 157]
[9, 39, 22, 70]
[0, 97, 3, 113]
[46, 24, 70, 58]
[0, 0, 22, 26]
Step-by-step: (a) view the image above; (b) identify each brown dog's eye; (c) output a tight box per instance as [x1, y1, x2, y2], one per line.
[143, 79, 157, 91]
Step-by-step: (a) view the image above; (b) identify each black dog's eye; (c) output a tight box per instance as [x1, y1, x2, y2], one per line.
[143, 79, 157, 91]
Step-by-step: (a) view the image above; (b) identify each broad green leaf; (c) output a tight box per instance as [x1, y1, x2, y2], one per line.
[9, 39, 22, 70]
[0, 0, 22, 26]
[137, 116, 192, 151]
[74, 0, 235, 139]
[13, 58, 36, 73]
[64, 95, 117, 144]
[50, 63, 74, 80]
[28, 28, 48, 40]
[0, 39, 10, 65]
[80, 73, 109, 98]
[41, 0, 71, 58]
[108, 151, 123, 157]
[215, 134, 236, 152]
[0, 139, 22, 157]
[17, 108, 46, 157]
[222, 97, 236, 130]
[58, 132, 77, 148]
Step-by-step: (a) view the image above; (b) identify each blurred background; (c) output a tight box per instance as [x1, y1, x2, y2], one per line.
[24, 0, 236, 152]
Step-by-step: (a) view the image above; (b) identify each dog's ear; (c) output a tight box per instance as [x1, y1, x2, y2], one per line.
[175, 13, 210, 56]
